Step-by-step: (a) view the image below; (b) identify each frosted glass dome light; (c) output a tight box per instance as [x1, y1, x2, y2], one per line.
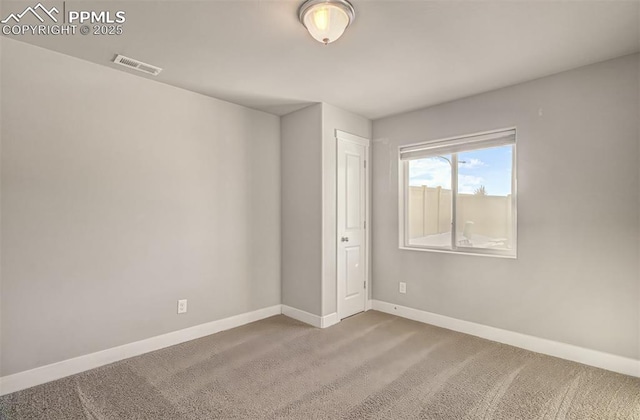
[298, 0, 355, 45]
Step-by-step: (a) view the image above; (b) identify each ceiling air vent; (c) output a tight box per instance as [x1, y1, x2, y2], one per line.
[113, 54, 162, 76]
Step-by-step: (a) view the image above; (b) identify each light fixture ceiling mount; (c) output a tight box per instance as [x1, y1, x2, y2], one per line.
[298, 0, 355, 45]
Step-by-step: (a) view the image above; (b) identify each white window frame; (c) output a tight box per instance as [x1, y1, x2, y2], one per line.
[398, 128, 518, 258]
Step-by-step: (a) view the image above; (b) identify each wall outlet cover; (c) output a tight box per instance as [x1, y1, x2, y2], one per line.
[177, 299, 188, 314]
[399, 282, 407, 294]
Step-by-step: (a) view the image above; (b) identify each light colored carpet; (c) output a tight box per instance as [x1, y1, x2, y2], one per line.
[1, 311, 639, 419]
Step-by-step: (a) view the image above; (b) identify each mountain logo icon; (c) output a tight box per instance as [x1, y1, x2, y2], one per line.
[1, 3, 59, 24]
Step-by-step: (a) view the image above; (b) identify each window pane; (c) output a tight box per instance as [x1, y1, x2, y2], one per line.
[407, 156, 452, 248]
[455, 145, 514, 250]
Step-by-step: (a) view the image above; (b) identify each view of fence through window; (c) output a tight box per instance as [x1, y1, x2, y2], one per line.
[406, 143, 515, 254]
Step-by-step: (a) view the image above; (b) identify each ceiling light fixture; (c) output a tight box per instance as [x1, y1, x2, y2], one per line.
[298, 0, 355, 45]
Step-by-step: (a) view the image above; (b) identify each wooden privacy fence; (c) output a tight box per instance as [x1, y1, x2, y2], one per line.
[408, 186, 512, 240]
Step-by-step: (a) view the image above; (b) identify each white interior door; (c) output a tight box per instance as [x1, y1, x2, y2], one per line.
[337, 131, 369, 319]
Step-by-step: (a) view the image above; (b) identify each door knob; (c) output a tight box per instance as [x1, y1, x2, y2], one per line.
[341, 237, 349, 242]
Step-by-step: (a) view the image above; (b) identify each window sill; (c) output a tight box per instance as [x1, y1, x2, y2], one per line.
[399, 246, 517, 259]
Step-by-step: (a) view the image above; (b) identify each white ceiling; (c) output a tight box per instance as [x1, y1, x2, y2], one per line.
[6, 0, 640, 119]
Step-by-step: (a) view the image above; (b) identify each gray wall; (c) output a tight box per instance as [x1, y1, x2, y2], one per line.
[372, 54, 640, 360]
[281, 104, 323, 315]
[637, 54, 640, 362]
[1, 39, 281, 376]
[281, 103, 371, 318]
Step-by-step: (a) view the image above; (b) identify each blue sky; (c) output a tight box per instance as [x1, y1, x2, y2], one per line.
[408, 145, 513, 196]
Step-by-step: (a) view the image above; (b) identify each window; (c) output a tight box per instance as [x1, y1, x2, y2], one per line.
[399, 129, 516, 257]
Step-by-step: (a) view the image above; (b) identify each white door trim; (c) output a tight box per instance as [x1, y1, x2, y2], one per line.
[336, 130, 370, 147]
[336, 130, 370, 320]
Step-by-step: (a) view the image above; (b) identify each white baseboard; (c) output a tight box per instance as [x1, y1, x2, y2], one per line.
[372, 300, 640, 378]
[0, 304, 282, 396]
[365, 299, 373, 311]
[282, 305, 322, 327]
[321, 312, 340, 328]
[9, 300, 632, 397]
[281, 305, 340, 329]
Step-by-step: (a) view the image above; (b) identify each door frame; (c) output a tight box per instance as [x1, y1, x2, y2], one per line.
[335, 129, 371, 320]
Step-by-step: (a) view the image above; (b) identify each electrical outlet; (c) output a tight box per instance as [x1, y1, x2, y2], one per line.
[177, 299, 187, 314]
[399, 282, 407, 294]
